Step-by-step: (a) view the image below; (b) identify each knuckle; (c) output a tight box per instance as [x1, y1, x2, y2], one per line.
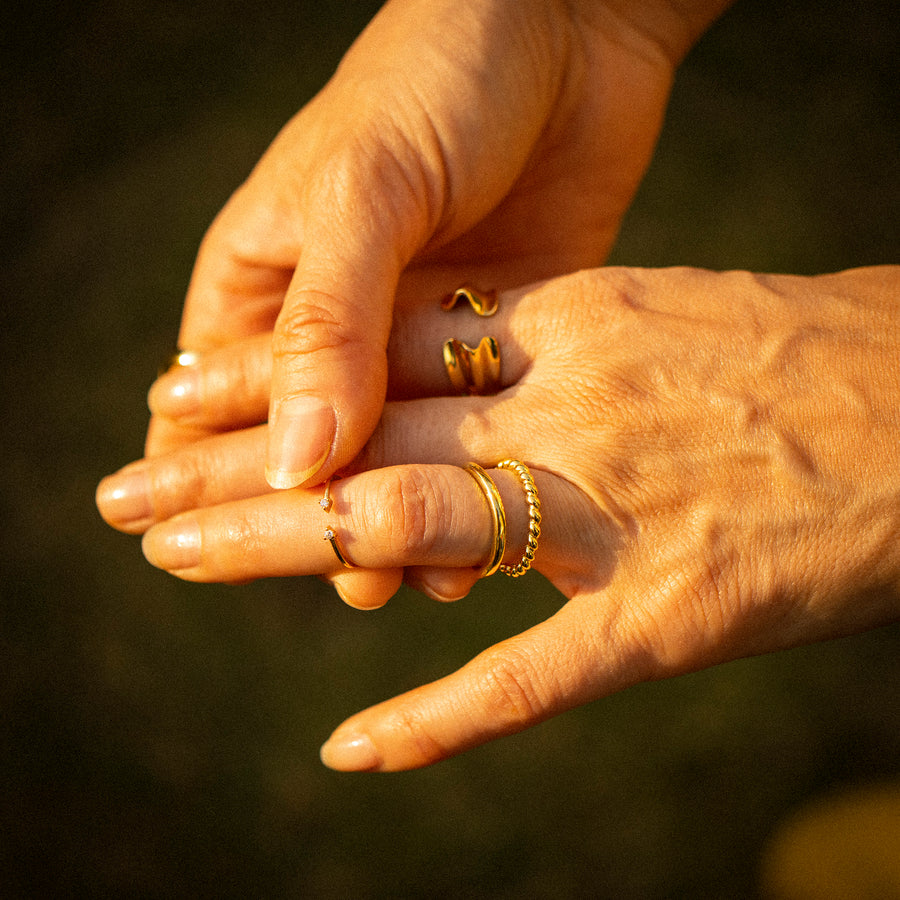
[221, 512, 265, 559]
[627, 531, 741, 673]
[361, 467, 445, 560]
[474, 646, 548, 729]
[273, 291, 354, 359]
[148, 453, 207, 521]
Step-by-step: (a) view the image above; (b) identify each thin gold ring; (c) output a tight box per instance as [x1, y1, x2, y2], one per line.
[319, 477, 336, 513]
[320, 477, 355, 568]
[464, 463, 507, 577]
[323, 525, 354, 568]
[496, 459, 541, 577]
[441, 285, 498, 317]
[443, 336, 501, 395]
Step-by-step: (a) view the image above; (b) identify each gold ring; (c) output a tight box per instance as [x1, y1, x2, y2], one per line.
[323, 525, 354, 568]
[319, 477, 336, 513]
[159, 348, 201, 376]
[443, 336, 501, 395]
[496, 460, 541, 577]
[441, 285, 498, 317]
[464, 463, 507, 577]
[320, 477, 355, 568]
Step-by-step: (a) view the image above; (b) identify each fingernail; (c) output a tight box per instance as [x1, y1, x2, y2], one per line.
[142, 517, 201, 571]
[96, 468, 152, 527]
[148, 368, 200, 419]
[320, 731, 381, 772]
[413, 572, 470, 603]
[266, 397, 334, 489]
[418, 581, 468, 603]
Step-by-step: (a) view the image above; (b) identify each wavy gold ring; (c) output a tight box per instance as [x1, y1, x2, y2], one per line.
[441, 285, 499, 317]
[443, 336, 501, 395]
[464, 463, 507, 578]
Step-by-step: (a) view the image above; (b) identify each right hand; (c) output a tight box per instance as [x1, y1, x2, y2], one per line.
[146, 0, 720, 482]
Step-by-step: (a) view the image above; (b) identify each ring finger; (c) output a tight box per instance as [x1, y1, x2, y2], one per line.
[140, 461, 566, 594]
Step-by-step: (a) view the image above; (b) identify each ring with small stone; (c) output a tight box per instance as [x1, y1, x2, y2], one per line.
[320, 477, 355, 568]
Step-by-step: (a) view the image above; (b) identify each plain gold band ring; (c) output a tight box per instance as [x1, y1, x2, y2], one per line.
[464, 463, 507, 578]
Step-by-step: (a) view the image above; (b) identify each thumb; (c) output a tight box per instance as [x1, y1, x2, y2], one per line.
[318, 600, 643, 772]
[265, 267, 391, 490]
[265, 154, 425, 489]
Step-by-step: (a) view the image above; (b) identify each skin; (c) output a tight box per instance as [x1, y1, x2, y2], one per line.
[99, 265, 900, 772]
[145, 0, 733, 485]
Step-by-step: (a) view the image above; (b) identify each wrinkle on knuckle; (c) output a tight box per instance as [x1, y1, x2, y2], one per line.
[148, 454, 207, 521]
[222, 514, 264, 557]
[210, 511, 269, 579]
[629, 540, 738, 674]
[363, 467, 444, 560]
[273, 292, 359, 360]
[473, 647, 547, 729]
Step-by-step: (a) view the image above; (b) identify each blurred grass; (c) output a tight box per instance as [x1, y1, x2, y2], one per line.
[2, 0, 898, 897]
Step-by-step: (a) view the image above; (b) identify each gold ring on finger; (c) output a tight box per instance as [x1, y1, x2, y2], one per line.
[320, 476, 356, 568]
[443, 336, 501, 395]
[441, 285, 499, 317]
[159, 348, 201, 377]
[496, 459, 541, 577]
[464, 463, 507, 578]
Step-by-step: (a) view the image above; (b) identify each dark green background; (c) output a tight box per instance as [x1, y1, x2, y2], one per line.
[3, 1, 898, 896]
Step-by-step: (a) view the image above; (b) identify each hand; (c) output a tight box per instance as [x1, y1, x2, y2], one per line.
[100, 264, 900, 771]
[146, 0, 729, 482]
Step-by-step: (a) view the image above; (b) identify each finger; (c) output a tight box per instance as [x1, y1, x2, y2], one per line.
[330, 568, 406, 611]
[144, 415, 220, 459]
[176, 181, 300, 351]
[351, 386, 553, 477]
[102, 382, 550, 535]
[97, 426, 270, 534]
[403, 566, 482, 603]
[147, 334, 272, 430]
[319, 600, 624, 772]
[142, 279, 539, 445]
[139, 463, 555, 585]
[263, 133, 429, 491]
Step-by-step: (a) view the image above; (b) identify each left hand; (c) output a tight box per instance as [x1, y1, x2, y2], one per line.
[143, 0, 700, 476]
[98, 265, 900, 771]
